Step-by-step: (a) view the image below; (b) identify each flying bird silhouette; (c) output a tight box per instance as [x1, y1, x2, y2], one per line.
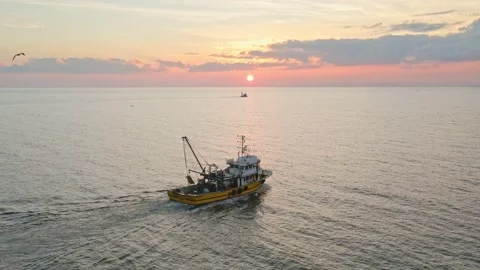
[12, 52, 25, 61]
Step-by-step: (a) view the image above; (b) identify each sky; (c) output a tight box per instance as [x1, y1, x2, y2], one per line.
[0, 0, 479, 87]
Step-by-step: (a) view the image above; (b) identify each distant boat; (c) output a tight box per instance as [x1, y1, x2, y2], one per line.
[167, 135, 272, 205]
[240, 92, 247, 97]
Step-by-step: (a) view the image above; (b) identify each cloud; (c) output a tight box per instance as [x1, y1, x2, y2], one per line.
[249, 49, 311, 63]
[231, 19, 480, 66]
[187, 61, 294, 72]
[414, 10, 456, 17]
[1, 22, 44, 29]
[188, 57, 323, 72]
[363, 22, 383, 29]
[0, 57, 154, 73]
[210, 53, 253, 59]
[390, 22, 449, 33]
[157, 60, 189, 69]
[2, 57, 273, 74]
[5, 0, 216, 19]
[188, 62, 255, 72]
[0, 57, 199, 73]
[184, 52, 199, 56]
[459, 18, 480, 33]
[341, 21, 452, 33]
[208, 50, 317, 65]
[3, 0, 303, 24]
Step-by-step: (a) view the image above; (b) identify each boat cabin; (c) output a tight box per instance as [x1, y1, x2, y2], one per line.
[225, 155, 261, 186]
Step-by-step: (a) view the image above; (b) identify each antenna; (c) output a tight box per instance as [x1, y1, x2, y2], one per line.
[237, 135, 248, 156]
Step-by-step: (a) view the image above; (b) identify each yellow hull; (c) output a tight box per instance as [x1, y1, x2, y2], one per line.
[167, 179, 266, 206]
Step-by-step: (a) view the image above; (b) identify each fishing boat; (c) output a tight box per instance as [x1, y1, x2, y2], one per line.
[167, 135, 272, 205]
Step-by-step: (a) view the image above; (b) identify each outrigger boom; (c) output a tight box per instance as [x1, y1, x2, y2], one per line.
[182, 136, 205, 175]
[168, 135, 273, 205]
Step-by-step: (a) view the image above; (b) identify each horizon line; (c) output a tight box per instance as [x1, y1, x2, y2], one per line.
[1, 85, 479, 89]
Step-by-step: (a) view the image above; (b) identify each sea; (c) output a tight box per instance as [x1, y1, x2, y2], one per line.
[0, 87, 479, 270]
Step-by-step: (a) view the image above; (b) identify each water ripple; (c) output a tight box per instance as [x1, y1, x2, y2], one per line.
[1, 87, 479, 269]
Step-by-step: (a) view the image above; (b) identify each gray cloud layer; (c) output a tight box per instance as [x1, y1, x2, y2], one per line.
[213, 19, 480, 67]
[1, 58, 148, 73]
[188, 61, 295, 72]
[390, 22, 450, 33]
[343, 20, 458, 33]
[189, 62, 253, 72]
[157, 60, 188, 69]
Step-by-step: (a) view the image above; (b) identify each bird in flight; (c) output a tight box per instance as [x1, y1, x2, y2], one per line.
[12, 52, 25, 61]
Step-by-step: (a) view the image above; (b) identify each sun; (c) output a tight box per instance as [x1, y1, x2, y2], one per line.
[246, 74, 254, 82]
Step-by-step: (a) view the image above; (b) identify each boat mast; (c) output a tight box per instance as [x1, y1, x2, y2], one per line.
[237, 135, 246, 157]
[241, 135, 245, 156]
[182, 136, 205, 174]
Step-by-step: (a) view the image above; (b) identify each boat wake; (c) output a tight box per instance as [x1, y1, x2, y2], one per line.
[0, 190, 171, 227]
[0, 183, 272, 222]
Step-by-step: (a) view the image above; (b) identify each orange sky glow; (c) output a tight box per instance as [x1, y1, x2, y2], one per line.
[2, 61, 479, 87]
[1, 1, 479, 87]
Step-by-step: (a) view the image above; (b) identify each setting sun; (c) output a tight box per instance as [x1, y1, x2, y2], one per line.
[246, 74, 254, 82]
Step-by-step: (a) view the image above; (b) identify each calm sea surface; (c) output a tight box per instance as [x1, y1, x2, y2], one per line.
[0, 87, 479, 269]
